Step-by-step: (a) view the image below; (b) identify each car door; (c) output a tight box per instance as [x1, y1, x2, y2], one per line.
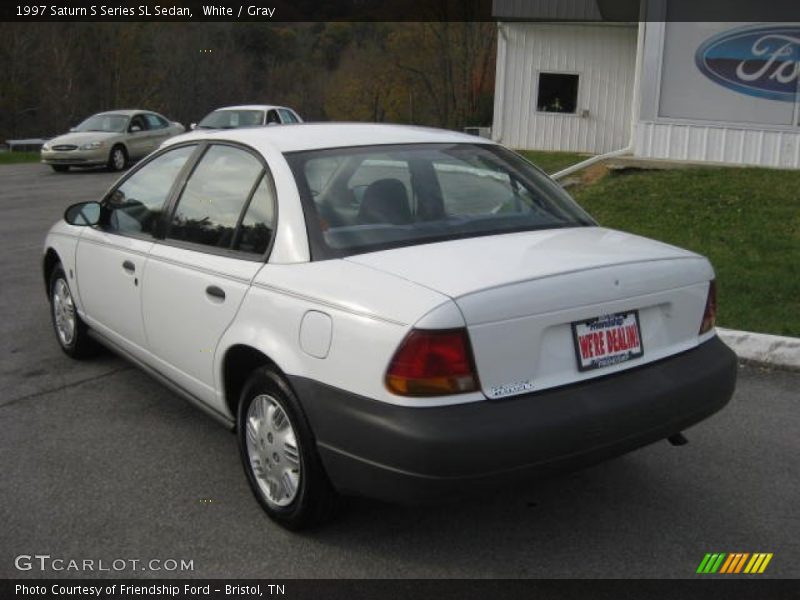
[126, 114, 152, 159]
[141, 143, 276, 408]
[76, 144, 197, 359]
[144, 113, 172, 150]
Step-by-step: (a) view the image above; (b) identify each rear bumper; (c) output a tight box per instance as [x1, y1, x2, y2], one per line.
[291, 336, 737, 504]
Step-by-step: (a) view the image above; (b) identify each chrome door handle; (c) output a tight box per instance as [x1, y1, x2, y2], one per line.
[122, 260, 135, 273]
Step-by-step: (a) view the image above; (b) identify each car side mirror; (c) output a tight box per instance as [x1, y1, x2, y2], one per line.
[64, 201, 102, 226]
[130, 125, 142, 133]
[189, 123, 197, 130]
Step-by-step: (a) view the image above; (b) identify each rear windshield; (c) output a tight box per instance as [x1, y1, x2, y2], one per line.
[198, 110, 264, 129]
[286, 143, 596, 259]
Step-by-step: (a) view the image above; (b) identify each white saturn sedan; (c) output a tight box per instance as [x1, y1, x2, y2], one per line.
[43, 123, 737, 529]
[192, 104, 303, 130]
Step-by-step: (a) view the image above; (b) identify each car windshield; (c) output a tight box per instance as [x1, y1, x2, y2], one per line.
[197, 110, 265, 129]
[73, 114, 129, 133]
[287, 143, 597, 259]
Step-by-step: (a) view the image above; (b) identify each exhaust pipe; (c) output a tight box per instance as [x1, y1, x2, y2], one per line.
[668, 432, 689, 446]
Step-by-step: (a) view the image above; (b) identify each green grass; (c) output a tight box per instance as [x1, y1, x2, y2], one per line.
[571, 167, 800, 337]
[518, 150, 587, 175]
[0, 151, 40, 164]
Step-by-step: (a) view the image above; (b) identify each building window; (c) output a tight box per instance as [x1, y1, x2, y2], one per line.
[537, 73, 579, 114]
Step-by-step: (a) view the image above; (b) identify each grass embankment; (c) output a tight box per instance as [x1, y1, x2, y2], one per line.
[519, 150, 799, 336]
[518, 150, 587, 175]
[0, 151, 40, 164]
[570, 167, 800, 337]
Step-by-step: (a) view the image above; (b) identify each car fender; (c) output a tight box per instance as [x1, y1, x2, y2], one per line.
[213, 261, 484, 416]
[98, 135, 123, 163]
[109, 136, 127, 156]
[43, 222, 85, 310]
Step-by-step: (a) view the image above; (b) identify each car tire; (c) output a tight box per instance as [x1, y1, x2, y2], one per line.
[49, 264, 98, 359]
[107, 145, 127, 172]
[51, 165, 69, 173]
[237, 367, 338, 530]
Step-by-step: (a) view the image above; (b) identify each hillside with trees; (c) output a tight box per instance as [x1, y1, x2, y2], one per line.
[0, 21, 496, 140]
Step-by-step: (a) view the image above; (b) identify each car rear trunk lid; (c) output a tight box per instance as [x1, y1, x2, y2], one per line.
[347, 227, 715, 398]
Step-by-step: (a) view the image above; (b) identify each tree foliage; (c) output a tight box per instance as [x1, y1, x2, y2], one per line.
[0, 22, 495, 140]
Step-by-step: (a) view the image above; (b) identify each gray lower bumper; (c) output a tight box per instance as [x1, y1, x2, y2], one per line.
[291, 336, 738, 504]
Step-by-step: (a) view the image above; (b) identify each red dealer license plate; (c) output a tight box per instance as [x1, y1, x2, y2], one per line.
[571, 311, 644, 372]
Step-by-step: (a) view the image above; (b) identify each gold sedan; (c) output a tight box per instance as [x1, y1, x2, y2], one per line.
[41, 110, 185, 173]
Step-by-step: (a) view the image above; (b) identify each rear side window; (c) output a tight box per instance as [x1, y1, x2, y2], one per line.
[144, 114, 167, 129]
[235, 176, 276, 254]
[278, 109, 299, 123]
[104, 145, 195, 235]
[166, 145, 266, 251]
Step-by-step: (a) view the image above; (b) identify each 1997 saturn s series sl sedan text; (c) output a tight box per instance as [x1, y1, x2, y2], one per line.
[43, 124, 737, 529]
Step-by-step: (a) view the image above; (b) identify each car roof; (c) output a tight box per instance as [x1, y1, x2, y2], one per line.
[211, 105, 292, 112]
[94, 109, 152, 116]
[163, 122, 496, 153]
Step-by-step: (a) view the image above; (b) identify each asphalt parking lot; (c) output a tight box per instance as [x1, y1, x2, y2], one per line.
[1, 162, 798, 579]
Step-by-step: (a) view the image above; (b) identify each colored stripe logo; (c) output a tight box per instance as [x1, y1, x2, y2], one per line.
[696, 553, 773, 574]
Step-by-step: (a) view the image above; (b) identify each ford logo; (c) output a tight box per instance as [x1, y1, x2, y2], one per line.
[695, 25, 800, 102]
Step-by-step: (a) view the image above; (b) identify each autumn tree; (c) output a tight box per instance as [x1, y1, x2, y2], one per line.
[0, 21, 496, 141]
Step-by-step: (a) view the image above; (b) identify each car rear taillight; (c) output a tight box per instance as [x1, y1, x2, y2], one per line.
[385, 328, 479, 397]
[699, 279, 717, 335]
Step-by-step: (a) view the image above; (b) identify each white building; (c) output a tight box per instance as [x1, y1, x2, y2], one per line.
[492, 1, 800, 168]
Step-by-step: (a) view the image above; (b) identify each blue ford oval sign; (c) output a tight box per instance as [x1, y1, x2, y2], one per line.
[695, 25, 800, 102]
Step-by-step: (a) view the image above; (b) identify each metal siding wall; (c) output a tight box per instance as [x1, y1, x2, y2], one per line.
[494, 23, 637, 153]
[634, 20, 800, 169]
[636, 122, 800, 169]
